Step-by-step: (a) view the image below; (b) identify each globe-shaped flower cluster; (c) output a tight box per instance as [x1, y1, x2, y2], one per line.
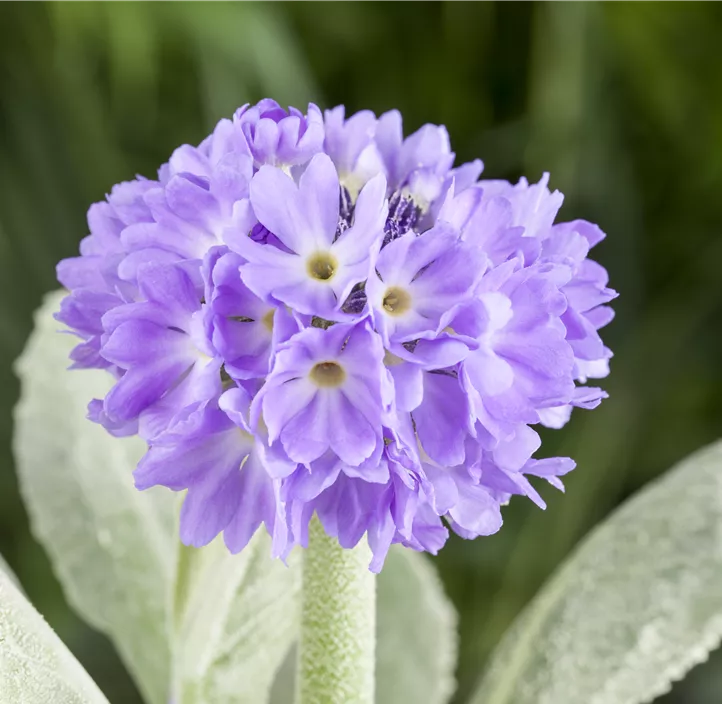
[57, 100, 616, 571]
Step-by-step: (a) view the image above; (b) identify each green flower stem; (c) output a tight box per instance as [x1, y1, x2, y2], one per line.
[296, 517, 376, 704]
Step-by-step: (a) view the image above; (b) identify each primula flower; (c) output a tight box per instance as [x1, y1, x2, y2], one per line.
[233, 153, 388, 319]
[203, 249, 278, 380]
[366, 225, 486, 348]
[56, 99, 617, 571]
[235, 99, 325, 168]
[254, 321, 392, 468]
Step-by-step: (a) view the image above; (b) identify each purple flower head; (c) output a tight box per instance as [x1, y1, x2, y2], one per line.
[366, 225, 487, 349]
[135, 387, 292, 555]
[281, 456, 451, 573]
[235, 99, 324, 168]
[437, 183, 535, 266]
[254, 321, 392, 467]
[56, 99, 616, 571]
[99, 263, 221, 440]
[163, 116, 251, 183]
[477, 173, 564, 241]
[56, 178, 159, 370]
[203, 248, 280, 380]
[376, 111, 454, 210]
[458, 261, 576, 441]
[324, 105, 385, 199]
[233, 153, 388, 320]
[123, 153, 254, 263]
[470, 176, 618, 428]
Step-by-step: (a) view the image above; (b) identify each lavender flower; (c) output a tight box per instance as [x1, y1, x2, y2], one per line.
[56, 99, 617, 571]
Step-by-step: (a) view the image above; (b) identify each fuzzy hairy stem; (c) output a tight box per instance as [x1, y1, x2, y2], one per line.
[296, 517, 376, 704]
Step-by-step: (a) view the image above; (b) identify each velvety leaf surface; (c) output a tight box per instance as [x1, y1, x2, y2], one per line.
[376, 547, 458, 704]
[13, 291, 176, 704]
[473, 440, 722, 704]
[0, 562, 109, 704]
[172, 535, 300, 704]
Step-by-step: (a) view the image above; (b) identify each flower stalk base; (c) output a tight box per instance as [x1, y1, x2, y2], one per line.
[296, 518, 376, 704]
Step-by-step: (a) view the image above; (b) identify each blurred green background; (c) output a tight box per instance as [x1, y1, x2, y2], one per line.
[1, 2, 721, 702]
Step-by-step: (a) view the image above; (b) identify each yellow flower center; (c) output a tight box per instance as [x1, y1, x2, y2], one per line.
[383, 350, 405, 367]
[307, 252, 338, 281]
[262, 309, 275, 332]
[310, 361, 346, 387]
[382, 286, 412, 316]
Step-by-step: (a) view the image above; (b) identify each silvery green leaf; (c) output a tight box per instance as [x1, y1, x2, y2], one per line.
[172, 535, 300, 704]
[269, 546, 458, 704]
[376, 547, 458, 704]
[13, 291, 176, 704]
[0, 560, 109, 704]
[268, 645, 296, 704]
[473, 440, 722, 704]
